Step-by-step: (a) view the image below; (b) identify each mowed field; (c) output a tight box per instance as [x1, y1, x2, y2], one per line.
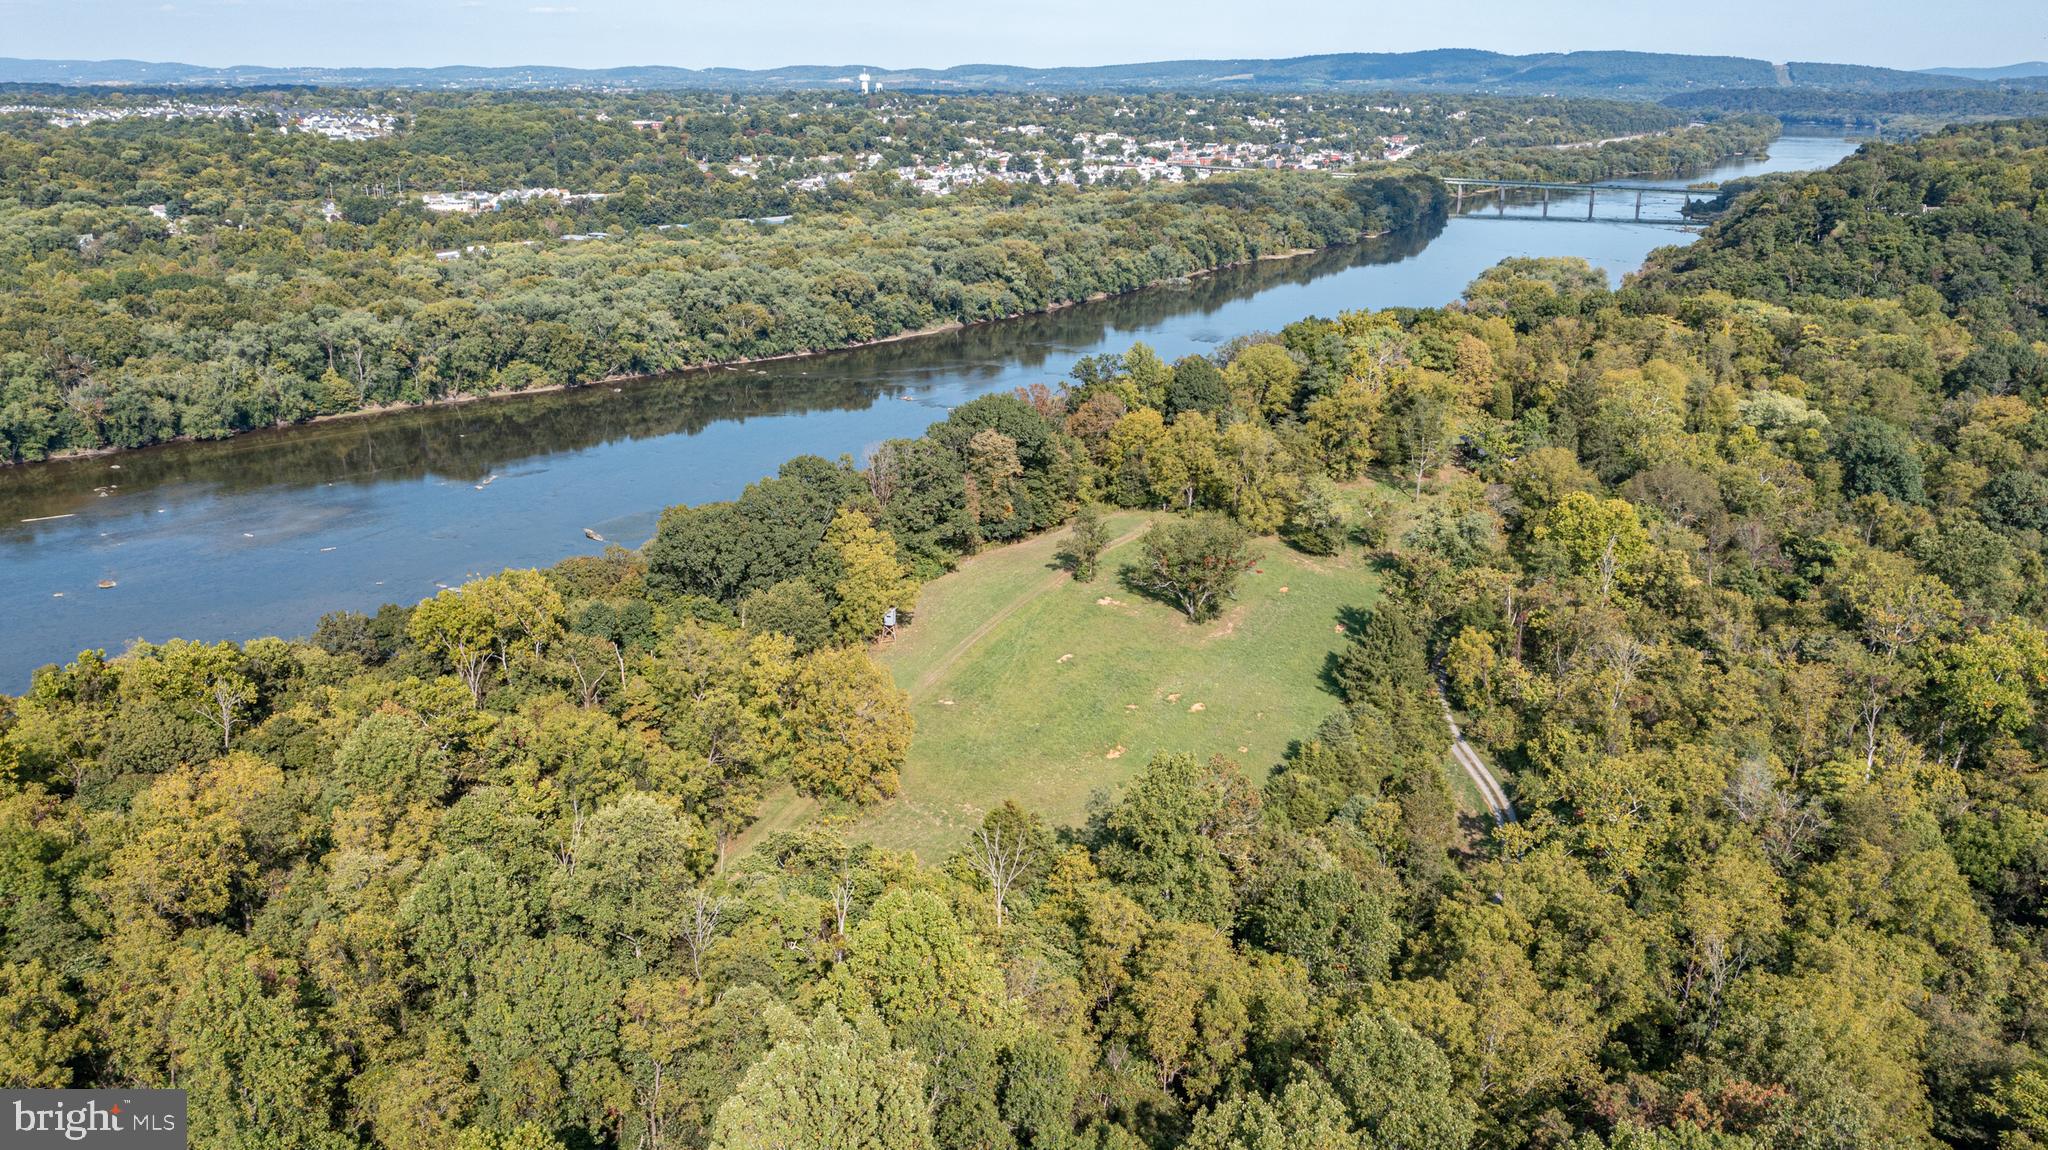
[828, 509, 1380, 858]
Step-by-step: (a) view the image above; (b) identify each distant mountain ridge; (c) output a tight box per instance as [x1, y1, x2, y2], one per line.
[1922, 62, 2048, 81]
[0, 49, 2025, 96]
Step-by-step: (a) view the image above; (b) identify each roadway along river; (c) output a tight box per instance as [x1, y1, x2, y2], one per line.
[0, 136, 1860, 687]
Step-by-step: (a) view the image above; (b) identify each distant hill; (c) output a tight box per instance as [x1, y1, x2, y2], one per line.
[0, 50, 1997, 97]
[1923, 61, 2048, 81]
[1661, 85, 2048, 123]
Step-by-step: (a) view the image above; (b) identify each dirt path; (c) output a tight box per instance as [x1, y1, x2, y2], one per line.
[1436, 680, 1517, 825]
[911, 523, 1150, 697]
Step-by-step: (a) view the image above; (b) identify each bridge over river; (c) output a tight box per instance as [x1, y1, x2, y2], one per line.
[1442, 175, 1718, 223]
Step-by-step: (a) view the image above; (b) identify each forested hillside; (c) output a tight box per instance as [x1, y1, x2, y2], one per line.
[1640, 119, 2048, 344]
[1661, 86, 2048, 129]
[7, 119, 2048, 1150]
[1416, 117, 1775, 182]
[0, 170, 1442, 461]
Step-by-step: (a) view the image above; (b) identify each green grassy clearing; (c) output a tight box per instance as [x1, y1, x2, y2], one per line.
[730, 480, 1519, 867]
[818, 508, 1382, 860]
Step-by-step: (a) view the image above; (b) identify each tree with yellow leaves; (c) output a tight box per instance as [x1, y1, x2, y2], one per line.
[782, 646, 913, 804]
[818, 508, 917, 646]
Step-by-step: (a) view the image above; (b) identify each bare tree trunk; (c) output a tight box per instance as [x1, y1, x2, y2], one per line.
[968, 827, 1037, 929]
[680, 890, 726, 981]
[830, 877, 853, 963]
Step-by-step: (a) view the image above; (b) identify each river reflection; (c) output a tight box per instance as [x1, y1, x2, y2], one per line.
[0, 138, 1861, 687]
[0, 235, 1435, 524]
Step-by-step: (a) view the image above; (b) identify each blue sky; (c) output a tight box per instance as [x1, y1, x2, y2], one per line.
[2, 0, 2043, 72]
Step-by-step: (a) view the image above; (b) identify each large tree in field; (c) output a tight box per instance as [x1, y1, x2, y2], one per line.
[1058, 503, 1112, 582]
[1128, 515, 1260, 623]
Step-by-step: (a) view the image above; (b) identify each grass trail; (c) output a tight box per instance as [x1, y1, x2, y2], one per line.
[909, 523, 1152, 696]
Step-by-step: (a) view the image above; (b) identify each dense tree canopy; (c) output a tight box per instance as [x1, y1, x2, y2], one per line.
[11, 113, 2048, 1150]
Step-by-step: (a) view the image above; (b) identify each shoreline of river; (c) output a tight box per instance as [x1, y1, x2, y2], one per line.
[0, 135, 1815, 474]
[7, 134, 1802, 472]
[0, 243, 1353, 471]
[0, 136, 1865, 689]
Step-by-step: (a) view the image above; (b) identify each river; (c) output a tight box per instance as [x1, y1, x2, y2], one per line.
[0, 136, 1860, 687]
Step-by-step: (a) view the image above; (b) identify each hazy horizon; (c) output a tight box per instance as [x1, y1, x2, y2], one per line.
[1, 0, 2043, 75]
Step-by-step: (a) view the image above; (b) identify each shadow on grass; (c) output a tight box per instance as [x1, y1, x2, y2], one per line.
[1049, 541, 1098, 579]
[1114, 563, 1180, 618]
[1276, 736, 1308, 774]
[1317, 651, 1350, 700]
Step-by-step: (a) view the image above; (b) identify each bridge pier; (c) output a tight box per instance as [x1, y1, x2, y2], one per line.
[1635, 189, 1643, 220]
[1541, 186, 1549, 218]
[1588, 187, 1595, 220]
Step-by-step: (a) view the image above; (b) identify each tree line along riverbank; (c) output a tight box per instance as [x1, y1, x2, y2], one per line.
[0, 116, 1788, 466]
[0, 171, 1448, 463]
